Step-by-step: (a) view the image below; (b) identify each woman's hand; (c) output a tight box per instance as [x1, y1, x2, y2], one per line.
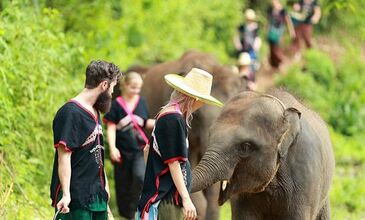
[182, 196, 197, 220]
[110, 147, 122, 163]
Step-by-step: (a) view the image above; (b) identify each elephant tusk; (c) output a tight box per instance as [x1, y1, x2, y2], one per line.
[222, 180, 228, 191]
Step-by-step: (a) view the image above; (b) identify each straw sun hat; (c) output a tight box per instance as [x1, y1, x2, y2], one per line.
[164, 68, 223, 107]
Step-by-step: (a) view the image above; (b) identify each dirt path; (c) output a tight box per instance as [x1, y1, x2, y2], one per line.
[254, 57, 294, 92]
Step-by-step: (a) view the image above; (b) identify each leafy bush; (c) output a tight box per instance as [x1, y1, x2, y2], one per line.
[320, 0, 365, 40]
[276, 49, 365, 136]
[330, 50, 365, 136]
[49, 0, 244, 66]
[330, 131, 365, 219]
[302, 49, 336, 89]
[0, 3, 84, 218]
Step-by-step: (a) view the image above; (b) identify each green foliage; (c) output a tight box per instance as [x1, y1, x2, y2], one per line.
[49, 0, 244, 66]
[330, 131, 365, 219]
[276, 49, 365, 136]
[302, 49, 336, 88]
[0, 3, 84, 218]
[320, 0, 365, 40]
[329, 49, 365, 136]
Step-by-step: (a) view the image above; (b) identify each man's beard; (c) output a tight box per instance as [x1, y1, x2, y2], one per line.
[94, 91, 112, 113]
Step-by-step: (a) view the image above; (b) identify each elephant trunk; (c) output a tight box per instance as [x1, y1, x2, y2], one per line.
[192, 149, 237, 193]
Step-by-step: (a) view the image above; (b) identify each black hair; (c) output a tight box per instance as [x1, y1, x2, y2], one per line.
[85, 60, 122, 89]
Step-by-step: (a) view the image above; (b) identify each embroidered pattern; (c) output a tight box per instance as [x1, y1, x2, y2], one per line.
[82, 125, 103, 147]
[90, 144, 105, 167]
[151, 127, 162, 157]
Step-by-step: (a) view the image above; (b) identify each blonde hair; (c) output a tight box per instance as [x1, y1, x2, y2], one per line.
[160, 90, 196, 128]
[120, 71, 143, 94]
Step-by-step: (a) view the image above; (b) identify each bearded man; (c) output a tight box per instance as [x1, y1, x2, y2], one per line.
[50, 60, 122, 219]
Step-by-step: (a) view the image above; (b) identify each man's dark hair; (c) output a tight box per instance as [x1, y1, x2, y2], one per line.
[85, 60, 122, 89]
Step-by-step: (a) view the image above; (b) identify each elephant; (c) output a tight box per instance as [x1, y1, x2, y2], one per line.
[192, 90, 335, 220]
[140, 50, 247, 220]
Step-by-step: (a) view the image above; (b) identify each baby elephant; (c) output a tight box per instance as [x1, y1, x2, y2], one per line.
[192, 90, 335, 220]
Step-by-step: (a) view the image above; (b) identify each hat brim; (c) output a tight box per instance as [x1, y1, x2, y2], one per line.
[164, 74, 224, 107]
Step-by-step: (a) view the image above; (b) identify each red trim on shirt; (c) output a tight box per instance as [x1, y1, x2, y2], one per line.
[141, 167, 170, 218]
[52, 184, 61, 207]
[54, 141, 73, 152]
[163, 156, 187, 164]
[174, 190, 179, 206]
[99, 162, 105, 188]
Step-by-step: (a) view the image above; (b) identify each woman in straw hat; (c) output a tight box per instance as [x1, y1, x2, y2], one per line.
[136, 68, 223, 220]
[237, 52, 257, 91]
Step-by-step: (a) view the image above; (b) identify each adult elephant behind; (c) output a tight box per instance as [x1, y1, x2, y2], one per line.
[141, 50, 247, 220]
[192, 90, 335, 220]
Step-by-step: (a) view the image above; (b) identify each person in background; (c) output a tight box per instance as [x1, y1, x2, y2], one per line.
[104, 72, 155, 220]
[267, 0, 296, 69]
[50, 60, 122, 220]
[136, 68, 223, 220]
[288, 0, 303, 28]
[237, 52, 256, 90]
[291, 0, 321, 59]
[233, 8, 262, 73]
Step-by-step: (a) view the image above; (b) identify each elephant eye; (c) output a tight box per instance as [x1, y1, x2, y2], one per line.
[240, 142, 253, 153]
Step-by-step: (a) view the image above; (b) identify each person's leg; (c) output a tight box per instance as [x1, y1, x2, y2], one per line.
[291, 24, 302, 57]
[133, 151, 146, 184]
[127, 152, 146, 218]
[270, 43, 285, 69]
[269, 42, 274, 67]
[269, 43, 278, 68]
[114, 160, 133, 218]
[275, 44, 285, 67]
[302, 24, 313, 48]
[158, 200, 183, 220]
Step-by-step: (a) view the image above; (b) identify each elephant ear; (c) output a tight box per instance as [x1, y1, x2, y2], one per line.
[278, 107, 301, 159]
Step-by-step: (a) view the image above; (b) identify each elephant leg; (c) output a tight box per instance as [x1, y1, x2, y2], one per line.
[191, 191, 207, 220]
[203, 183, 220, 220]
[316, 200, 330, 220]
